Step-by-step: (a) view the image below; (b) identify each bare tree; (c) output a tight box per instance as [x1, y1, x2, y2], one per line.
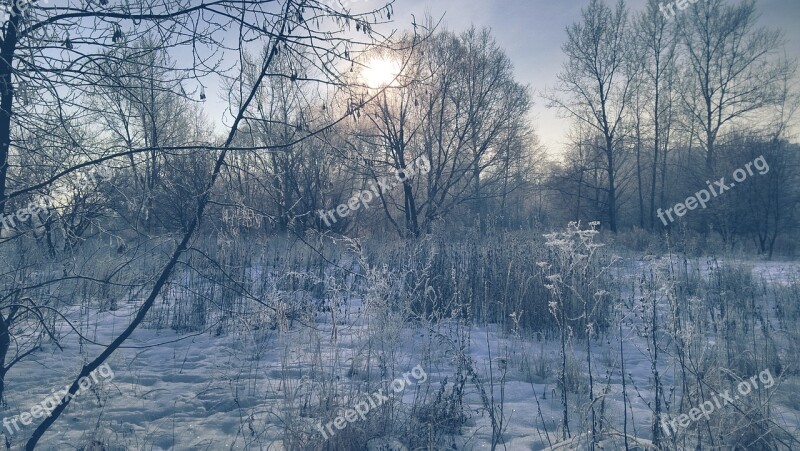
[636, 0, 678, 230]
[547, 0, 637, 232]
[418, 27, 531, 233]
[677, 0, 787, 172]
[345, 26, 533, 238]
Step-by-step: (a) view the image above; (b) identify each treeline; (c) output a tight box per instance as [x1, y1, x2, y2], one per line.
[543, 0, 799, 257]
[201, 0, 798, 258]
[3, 0, 797, 260]
[219, 25, 543, 239]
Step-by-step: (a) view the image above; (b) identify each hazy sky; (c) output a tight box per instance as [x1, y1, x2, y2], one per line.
[384, 0, 800, 154]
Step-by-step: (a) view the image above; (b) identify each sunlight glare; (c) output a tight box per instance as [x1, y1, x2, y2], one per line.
[362, 57, 401, 89]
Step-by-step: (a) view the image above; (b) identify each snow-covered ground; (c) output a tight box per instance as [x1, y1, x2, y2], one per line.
[3, 257, 799, 450]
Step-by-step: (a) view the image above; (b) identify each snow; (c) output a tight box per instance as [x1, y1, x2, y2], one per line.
[2, 257, 799, 449]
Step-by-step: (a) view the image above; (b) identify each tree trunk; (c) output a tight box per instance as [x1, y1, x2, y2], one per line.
[650, 89, 660, 230]
[605, 135, 617, 232]
[0, 14, 21, 213]
[636, 120, 644, 228]
[0, 312, 10, 402]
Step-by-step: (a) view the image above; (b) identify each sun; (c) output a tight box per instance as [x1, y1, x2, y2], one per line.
[362, 57, 401, 89]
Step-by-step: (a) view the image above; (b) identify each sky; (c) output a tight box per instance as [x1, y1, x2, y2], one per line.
[381, 0, 800, 155]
